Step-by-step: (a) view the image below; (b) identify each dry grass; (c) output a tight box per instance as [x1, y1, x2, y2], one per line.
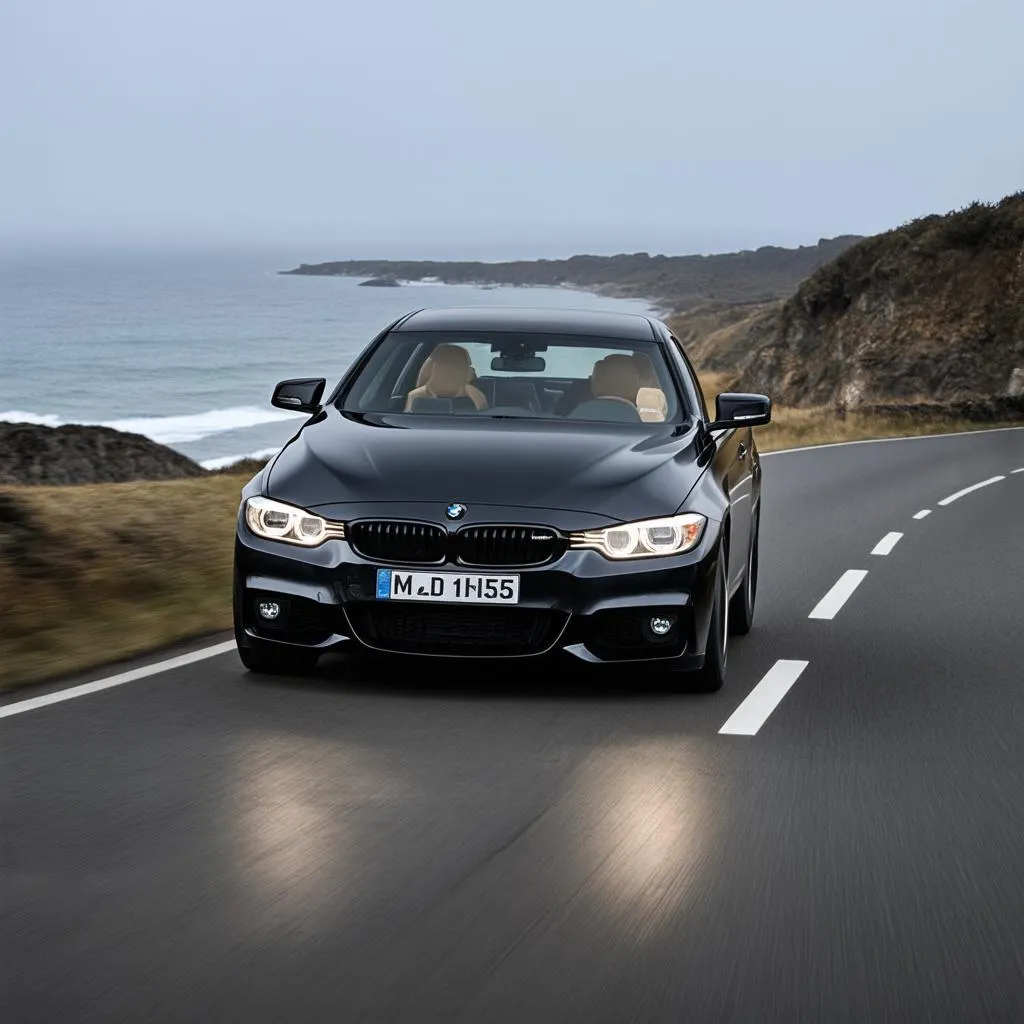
[698, 371, 744, 406]
[1, 473, 249, 690]
[2, 392, 1019, 691]
[697, 371, 1017, 451]
[753, 407, 1015, 451]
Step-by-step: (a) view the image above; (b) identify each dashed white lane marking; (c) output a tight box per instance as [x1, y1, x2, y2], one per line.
[871, 532, 903, 556]
[0, 641, 237, 720]
[937, 475, 1005, 506]
[913, 509, 932, 519]
[808, 569, 869, 620]
[1012, 468, 1024, 474]
[720, 659, 810, 736]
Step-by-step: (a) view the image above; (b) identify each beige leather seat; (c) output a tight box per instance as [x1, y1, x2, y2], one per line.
[631, 352, 659, 389]
[636, 387, 668, 422]
[406, 345, 487, 411]
[416, 354, 475, 388]
[415, 357, 434, 388]
[590, 354, 641, 405]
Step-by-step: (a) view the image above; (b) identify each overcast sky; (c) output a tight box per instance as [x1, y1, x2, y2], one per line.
[2, 0, 1021, 258]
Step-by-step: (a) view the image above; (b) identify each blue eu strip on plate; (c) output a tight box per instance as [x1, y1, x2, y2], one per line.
[376, 569, 392, 599]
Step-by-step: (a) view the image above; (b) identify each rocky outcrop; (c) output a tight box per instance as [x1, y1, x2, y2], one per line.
[0, 423, 206, 485]
[733, 193, 1024, 408]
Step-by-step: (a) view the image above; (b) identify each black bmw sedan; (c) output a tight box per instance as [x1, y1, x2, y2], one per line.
[234, 306, 770, 690]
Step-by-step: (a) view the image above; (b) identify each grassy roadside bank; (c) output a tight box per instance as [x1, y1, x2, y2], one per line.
[1, 475, 245, 690]
[2, 404, 1019, 691]
[698, 372, 1022, 451]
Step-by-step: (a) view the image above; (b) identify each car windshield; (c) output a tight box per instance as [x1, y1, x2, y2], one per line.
[338, 331, 688, 426]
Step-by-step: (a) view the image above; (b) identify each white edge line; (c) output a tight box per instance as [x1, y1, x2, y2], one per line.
[913, 509, 932, 519]
[808, 569, 869, 620]
[759, 425, 1024, 457]
[936, 475, 1005, 506]
[0, 641, 237, 720]
[871, 532, 903, 556]
[719, 659, 810, 736]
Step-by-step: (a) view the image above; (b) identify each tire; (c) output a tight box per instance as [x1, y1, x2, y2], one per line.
[729, 509, 759, 636]
[236, 639, 320, 676]
[691, 553, 729, 692]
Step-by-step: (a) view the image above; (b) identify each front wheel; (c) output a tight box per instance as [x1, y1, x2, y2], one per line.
[729, 509, 759, 636]
[236, 638, 320, 676]
[690, 554, 729, 692]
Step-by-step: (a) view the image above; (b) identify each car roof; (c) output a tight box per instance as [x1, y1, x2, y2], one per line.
[392, 306, 659, 341]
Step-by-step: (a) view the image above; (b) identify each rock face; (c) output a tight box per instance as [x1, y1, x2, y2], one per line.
[0, 423, 206, 486]
[736, 193, 1024, 408]
[358, 276, 400, 287]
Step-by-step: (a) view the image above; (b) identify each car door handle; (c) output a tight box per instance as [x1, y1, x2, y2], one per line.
[737, 442, 748, 460]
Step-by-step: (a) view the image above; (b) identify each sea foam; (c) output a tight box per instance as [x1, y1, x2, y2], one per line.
[200, 447, 281, 470]
[0, 405, 304, 445]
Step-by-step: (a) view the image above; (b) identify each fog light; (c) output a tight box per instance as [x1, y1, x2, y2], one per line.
[257, 601, 281, 621]
[649, 615, 674, 636]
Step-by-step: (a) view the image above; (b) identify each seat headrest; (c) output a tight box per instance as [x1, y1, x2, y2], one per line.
[425, 344, 473, 396]
[591, 354, 641, 402]
[631, 352, 659, 389]
[636, 387, 667, 422]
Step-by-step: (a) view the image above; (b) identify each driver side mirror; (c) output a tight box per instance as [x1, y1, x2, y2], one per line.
[707, 392, 772, 432]
[271, 378, 326, 414]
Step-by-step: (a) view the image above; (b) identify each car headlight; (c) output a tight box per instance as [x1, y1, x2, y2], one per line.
[569, 513, 707, 559]
[243, 496, 344, 547]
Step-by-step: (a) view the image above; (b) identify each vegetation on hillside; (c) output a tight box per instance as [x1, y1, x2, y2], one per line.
[667, 300, 782, 369]
[730, 192, 1024, 407]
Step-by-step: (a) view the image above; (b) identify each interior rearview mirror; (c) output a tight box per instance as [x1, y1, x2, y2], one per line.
[707, 392, 772, 432]
[271, 378, 326, 414]
[491, 356, 546, 372]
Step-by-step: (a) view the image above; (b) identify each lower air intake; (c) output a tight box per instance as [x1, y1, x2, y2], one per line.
[346, 603, 566, 657]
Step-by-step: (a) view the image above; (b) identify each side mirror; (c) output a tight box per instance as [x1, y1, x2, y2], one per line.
[271, 378, 326, 414]
[707, 392, 772, 432]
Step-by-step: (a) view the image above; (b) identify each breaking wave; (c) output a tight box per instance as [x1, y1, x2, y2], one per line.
[200, 447, 281, 471]
[0, 405, 304, 445]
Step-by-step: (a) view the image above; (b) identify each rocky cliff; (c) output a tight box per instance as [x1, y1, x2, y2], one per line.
[733, 193, 1024, 408]
[0, 423, 206, 485]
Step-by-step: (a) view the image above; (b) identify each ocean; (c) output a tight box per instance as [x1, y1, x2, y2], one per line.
[0, 250, 654, 469]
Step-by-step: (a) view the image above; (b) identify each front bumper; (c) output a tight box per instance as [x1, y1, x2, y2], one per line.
[234, 523, 721, 666]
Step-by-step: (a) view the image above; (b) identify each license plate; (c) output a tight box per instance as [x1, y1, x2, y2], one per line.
[375, 569, 520, 604]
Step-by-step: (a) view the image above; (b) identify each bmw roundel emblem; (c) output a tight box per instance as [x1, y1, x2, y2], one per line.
[445, 502, 467, 521]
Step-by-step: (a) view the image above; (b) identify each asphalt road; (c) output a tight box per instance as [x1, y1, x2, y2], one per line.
[3, 427, 1024, 1023]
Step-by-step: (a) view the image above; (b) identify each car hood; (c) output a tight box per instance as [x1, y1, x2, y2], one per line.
[266, 410, 709, 523]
